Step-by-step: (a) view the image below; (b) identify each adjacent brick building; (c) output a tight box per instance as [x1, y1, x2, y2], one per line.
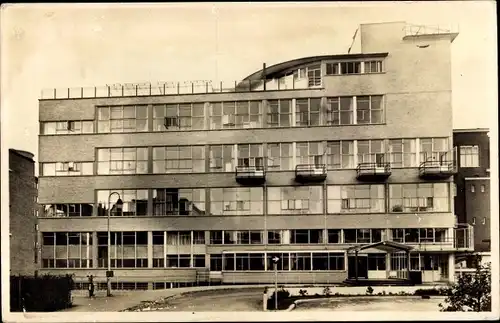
[453, 128, 490, 253]
[37, 22, 473, 289]
[9, 149, 39, 276]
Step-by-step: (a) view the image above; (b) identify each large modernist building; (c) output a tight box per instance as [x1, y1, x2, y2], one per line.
[453, 128, 490, 255]
[37, 22, 473, 290]
[9, 149, 39, 276]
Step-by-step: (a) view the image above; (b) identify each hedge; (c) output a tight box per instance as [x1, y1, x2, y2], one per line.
[10, 274, 74, 312]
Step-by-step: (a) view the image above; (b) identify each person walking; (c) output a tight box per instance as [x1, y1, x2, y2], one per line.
[88, 275, 95, 299]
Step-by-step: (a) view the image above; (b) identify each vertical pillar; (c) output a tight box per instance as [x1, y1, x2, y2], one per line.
[147, 231, 153, 269]
[355, 250, 359, 281]
[386, 253, 391, 279]
[448, 253, 455, 283]
[92, 232, 98, 268]
[190, 231, 194, 267]
[406, 251, 411, 280]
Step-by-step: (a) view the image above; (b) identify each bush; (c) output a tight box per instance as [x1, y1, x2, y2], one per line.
[322, 286, 332, 296]
[10, 274, 74, 312]
[267, 288, 292, 310]
[414, 288, 442, 296]
[298, 289, 308, 296]
[366, 286, 374, 295]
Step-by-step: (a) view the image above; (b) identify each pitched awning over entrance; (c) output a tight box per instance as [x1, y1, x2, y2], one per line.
[346, 240, 413, 253]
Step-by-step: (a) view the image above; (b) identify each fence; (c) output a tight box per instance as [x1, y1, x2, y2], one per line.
[10, 274, 74, 312]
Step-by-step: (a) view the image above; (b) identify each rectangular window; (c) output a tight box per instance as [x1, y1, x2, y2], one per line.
[328, 229, 341, 244]
[356, 95, 384, 124]
[389, 139, 417, 167]
[210, 254, 223, 271]
[42, 204, 93, 217]
[290, 229, 322, 244]
[340, 61, 361, 74]
[328, 185, 385, 214]
[368, 254, 386, 270]
[290, 253, 312, 270]
[41, 232, 92, 268]
[267, 143, 293, 170]
[267, 253, 289, 271]
[295, 98, 321, 126]
[364, 61, 383, 73]
[419, 138, 449, 164]
[266, 99, 292, 128]
[296, 141, 324, 166]
[42, 162, 93, 176]
[268, 186, 323, 215]
[209, 101, 262, 130]
[389, 183, 449, 213]
[460, 145, 480, 167]
[153, 103, 204, 131]
[209, 145, 235, 172]
[237, 144, 264, 168]
[41, 120, 94, 135]
[267, 230, 282, 244]
[209, 231, 223, 244]
[307, 64, 322, 87]
[326, 97, 354, 125]
[97, 147, 148, 175]
[357, 140, 385, 165]
[325, 63, 340, 75]
[153, 146, 205, 173]
[97, 190, 148, 216]
[327, 140, 354, 169]
[391, 229, 404, 243]
[210, 187, 263, 215]
[97, 105, 148, 133]
[152, 188, 206, 216]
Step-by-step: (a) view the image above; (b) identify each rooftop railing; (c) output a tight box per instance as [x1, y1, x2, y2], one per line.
[403, 24, 460, 37]
[40, 76, 322, 100]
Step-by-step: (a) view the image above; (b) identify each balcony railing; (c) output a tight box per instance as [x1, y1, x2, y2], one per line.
[356, 162, 391, 181]
[235, 166, 266, 185]
[40, 77, 323, 100]
[419, 147, 457, 179]
[295, 164, 327, 182]
[403, 24, 459, 37]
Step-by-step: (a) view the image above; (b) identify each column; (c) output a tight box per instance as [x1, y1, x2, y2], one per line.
[190, 231, 194, 267]
[147, 231, 153, 269]
[406, 251, 411, 280]
[448, 253, 455, 283]
[92, 232, 98, 268]
[386, 253, 391, 279]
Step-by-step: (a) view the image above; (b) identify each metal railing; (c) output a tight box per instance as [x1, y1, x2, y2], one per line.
[419, 147, 458, 176]
[40, 77, 323, 100]
[235, 165, 266, 178]
[356, 162, 391, 176]
[403, 24, 460, 37]
[295, 164, 327, 176]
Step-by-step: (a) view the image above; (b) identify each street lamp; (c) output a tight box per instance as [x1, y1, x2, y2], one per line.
[271, 255, 279, 310]
[107, 192, 123, 297]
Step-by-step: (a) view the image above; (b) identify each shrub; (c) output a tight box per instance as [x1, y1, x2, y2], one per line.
[267, 288, 292, 310]
[414, 288, 442, 296]
[366, 286, 374, 295]
[322, 286, 332, 296]
[298, 289, 308, 296]
[382, 290, 386, 296]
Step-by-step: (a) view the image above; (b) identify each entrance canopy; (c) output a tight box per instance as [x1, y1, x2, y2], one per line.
[346, 240, 413, 254]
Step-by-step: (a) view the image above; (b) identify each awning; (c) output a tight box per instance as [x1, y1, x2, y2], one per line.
[346, 240, 413, 253]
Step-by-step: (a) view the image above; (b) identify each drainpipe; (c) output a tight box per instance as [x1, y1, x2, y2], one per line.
[262, 63, 267, 90]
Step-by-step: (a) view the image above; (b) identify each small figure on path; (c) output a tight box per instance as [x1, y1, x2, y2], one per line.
[88, 275, 95, 298]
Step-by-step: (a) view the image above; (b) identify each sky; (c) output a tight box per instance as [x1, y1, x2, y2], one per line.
[1, 2, 497, 169]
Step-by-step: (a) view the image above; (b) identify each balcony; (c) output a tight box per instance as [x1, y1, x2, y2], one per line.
[356, 162, 391, 181]
[419, 148, 457, 179]
[407, 224, 474, 252]
[295, 164, 327, 183]
[235, 166, 266, 185]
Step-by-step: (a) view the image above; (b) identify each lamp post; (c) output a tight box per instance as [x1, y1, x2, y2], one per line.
[107, 192, 123, 297]
[271, 256, 279, 310]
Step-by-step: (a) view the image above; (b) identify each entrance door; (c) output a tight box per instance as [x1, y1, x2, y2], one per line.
[348, 255, 368, 279]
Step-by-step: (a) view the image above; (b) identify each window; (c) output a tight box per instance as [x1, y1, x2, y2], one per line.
[328, 229, 341, 244]
[290, 253, 312, 270]
[328, 185, 385, 213]
[226, 231, 262, 244]
[453, 183, 457, 197]
[391, 228, 446, 244]
[296, 141, 324, 166]
[460, 145, 479, 167]
[356, 95, 384, 124]
[193, 254, 206, 267]
[267, 230, 282, 244]
[326, 97, 353, 125]
[225, 253, 265, 271]
[343, 229, 381, 244]
[152, 231, 164, 245]
[482, 218, 486, 225]
[210, 187, 263, 215]
[267, 99, 292, 127]
[327, 141, 354, 169]
[210, 254, 223, 271]
[389, 183, 449, 212]
[210, 231, 223, 244]
[153, 146, 205, 173]
[97, 147, 148, 175]
[471, 185, 475, 193]
[153, 188, 206, 216]
[325, 63, 340, 75]
[166, 231, 191, 246]
[368, 254, 386, 270]
[290, 229, 323, 244]
[268, 186, 323, 215]
[480, 185, 485, 193]
[209, 145, 235, 172]
[42, 204, 93, 217]
[307, 64, 322, 87]
[237, 144, 264, 168]
[97, 190, 148, 216]
[41, 162, 93, 176]
[391, 229, 404, 243]
[364, 61, 383, 73]
[153, 103, 204, 131]
[340, 61, 361, 74]
[357, 140, 385, 165]
[295, 98, 321, 126]
[419, 138, 449, 163]
[41, 120, 94, 135]
[389, 139, 417, 167]
[166, 254, 190, 268]
[472, 217, 476, 225]
[209, 101, 262, 130]
[193, 231, 205, 244]
[97, 105, 148, 133]
[267, 143, 292, 170]
[41, 232, 92, 268]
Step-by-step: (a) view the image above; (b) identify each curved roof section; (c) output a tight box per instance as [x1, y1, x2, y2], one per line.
[241, 53, 389, 81]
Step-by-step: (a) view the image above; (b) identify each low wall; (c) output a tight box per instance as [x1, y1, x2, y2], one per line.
[222, 271, 347, 284]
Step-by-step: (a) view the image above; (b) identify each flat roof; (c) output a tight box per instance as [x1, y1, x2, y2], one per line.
[453, 128, 489, 133]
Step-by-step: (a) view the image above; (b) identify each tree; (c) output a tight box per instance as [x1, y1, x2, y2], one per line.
[439, 255, 491, 312]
